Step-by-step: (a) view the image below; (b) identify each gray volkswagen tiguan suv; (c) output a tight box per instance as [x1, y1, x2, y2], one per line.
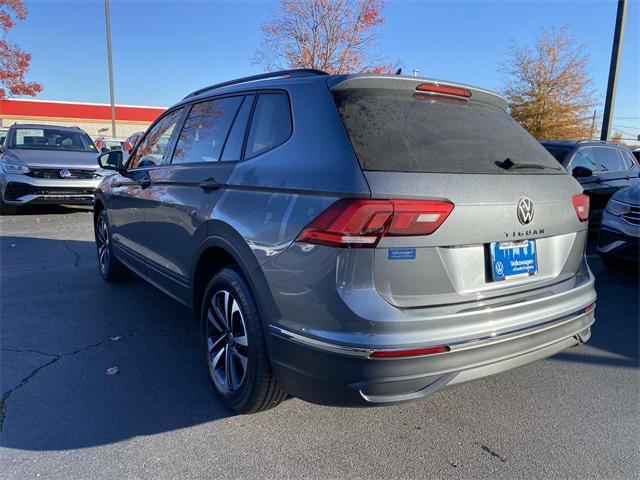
[94, 70, 596, 413]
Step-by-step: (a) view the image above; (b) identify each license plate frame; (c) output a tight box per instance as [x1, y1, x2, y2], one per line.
[490, 239, 538, 281]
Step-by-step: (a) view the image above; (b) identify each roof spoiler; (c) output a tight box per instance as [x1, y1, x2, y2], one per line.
[328, 75, 507, 110]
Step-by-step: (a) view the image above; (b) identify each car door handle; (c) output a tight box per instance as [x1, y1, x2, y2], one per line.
[199, 178, 221, 190]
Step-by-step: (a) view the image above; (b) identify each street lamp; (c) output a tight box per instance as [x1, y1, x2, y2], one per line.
[600, 0, 627, 141]
[104, 0, 117, 138]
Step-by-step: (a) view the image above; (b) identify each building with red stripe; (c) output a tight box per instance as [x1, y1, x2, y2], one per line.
[0, 98, 165, 139]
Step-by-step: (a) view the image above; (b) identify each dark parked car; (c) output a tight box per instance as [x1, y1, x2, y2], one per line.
[597, 184, 640, 269]
[540, 140, 640, 228]
[0, 124, 108, 215]
[94, 70, 596, 413]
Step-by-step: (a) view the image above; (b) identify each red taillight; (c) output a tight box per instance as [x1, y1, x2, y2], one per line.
[572, 194, 589, 222]
[416, 83, 472, 98]
[370, 345, 450, 359]
[296, 199, 454, 248]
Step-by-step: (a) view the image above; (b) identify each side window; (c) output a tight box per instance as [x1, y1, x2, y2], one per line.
[172, 96, 242, 164]
[245, 92, 292, 159]
[621, 150, 637, 170]
[569, 147, 596, 172]
[220, 95, 254, 162]
[129, 108, 184, 169]
[594, 147, 624, 172]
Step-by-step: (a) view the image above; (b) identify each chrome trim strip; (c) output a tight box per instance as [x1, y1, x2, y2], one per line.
[269, 304, 595, 358]
[447, 309, 594, 352]
[269, 326, 372, 357]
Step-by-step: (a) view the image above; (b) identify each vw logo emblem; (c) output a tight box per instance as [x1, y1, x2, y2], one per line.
[59, 169, 71, 179]
[517, 198, 534, 225]
[495, 261, 504, 277]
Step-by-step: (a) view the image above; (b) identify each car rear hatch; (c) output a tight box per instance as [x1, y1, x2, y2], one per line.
[326, 75, 589, 308]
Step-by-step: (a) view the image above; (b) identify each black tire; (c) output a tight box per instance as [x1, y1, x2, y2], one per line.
[200, 267, 285, 413]
[95, 209, 130, 282]
[0, 198, 17, 215]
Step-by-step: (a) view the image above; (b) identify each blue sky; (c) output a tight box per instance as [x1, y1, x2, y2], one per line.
[10, 0, 640, 141]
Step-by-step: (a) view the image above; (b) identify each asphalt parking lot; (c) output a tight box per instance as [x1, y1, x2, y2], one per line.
[1, 207, 638, 480]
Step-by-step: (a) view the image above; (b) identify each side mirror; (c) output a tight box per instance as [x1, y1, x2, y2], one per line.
[97, 150, 124, 173]
[572, 166, 593, 178]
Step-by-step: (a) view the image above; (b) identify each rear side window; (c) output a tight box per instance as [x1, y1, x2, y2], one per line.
[594, 147, 624, 172]
[332, 88, 561, 174]
[245, 93, 292, 159]
[172, 96, 242, 164]
[221, 95, 254, 162]
[620, 150, 637, 170]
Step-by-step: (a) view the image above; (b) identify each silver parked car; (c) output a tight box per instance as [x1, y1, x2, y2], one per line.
[94, 70, 597, 413]
[0, 124, 109, 214]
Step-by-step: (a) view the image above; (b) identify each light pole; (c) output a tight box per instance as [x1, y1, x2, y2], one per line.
[600, 0, 627, 141]
[104, 0, 117, 138]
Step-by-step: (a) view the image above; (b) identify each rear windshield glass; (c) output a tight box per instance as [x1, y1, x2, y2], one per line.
[332, 88, 562, 174]
[8, 127, 96, 152]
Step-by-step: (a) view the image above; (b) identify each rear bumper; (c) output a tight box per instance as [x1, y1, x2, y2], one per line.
[269, 306, 594, 406]
[0, 174, 100, 205]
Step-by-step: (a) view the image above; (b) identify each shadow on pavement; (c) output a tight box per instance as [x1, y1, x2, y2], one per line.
[1, 236, 234, 451]
[1, 235, 637, 452]
[551, 257, 639, 369]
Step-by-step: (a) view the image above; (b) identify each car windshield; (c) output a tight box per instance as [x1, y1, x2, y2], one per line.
[332, 88, 562, 174]
[8, 127, 97, 152]
[0, 129, 8, 145]
[541, 145, 572, 165]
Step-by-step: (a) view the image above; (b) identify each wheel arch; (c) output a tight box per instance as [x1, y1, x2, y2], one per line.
[93, 196, 105, 226]
[191, 221, 280, 329]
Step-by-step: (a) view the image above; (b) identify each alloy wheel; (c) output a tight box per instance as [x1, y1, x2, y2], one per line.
[97, 217, 110, 274]
[206, 289, 249, 393]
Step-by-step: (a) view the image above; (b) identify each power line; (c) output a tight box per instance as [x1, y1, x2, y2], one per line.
[611, 124, 640, 130]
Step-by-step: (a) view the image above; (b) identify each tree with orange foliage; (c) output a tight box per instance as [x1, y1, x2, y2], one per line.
[501, 27, 596, 140]
[609, 131, 629, 147]
[256, 0, 396, 74]
[0, 0, 41, 99]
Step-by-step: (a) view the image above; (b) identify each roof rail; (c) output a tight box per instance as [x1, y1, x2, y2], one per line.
[183, 69, 329, 100]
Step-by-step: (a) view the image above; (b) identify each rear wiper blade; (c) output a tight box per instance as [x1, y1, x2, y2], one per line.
[497, 158, 562, 171]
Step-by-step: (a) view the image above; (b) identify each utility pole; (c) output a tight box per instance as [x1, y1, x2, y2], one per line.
[104, 0, 117, 138]
[600, 0, 627, 141]
[590, 110, 597, 139]
[412, 68, 420, 77]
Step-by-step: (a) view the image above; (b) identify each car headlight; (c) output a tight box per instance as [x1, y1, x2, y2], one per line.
[1, 162, 30, 175]
[95, 168, 114, 177]
[606, 199, 631, 216]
